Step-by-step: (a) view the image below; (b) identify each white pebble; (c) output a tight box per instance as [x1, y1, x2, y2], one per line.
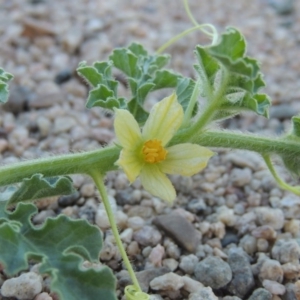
[1, 272, 42, 300]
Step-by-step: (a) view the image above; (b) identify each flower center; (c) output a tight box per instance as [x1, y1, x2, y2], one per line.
[142, 139, 167, 163]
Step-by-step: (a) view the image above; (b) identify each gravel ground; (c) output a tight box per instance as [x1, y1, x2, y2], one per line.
[1, 0, 300, 299]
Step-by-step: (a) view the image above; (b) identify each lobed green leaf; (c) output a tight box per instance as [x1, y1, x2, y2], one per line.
[3, 174, 76, 205]
[0, 203, 116, 300]
[194, 27, 271, 120]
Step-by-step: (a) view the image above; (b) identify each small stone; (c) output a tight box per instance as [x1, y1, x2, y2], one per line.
[211, 221, 226, 239]
[153, 212, 201, 252]
[257, 238, 269, 252]
[36, 116, 51, 137]
[179, 254, 198, 275]
[126, 241, 140, 256]
[186, 198, 207, 214]
[80, 183, 95, 197]
[162, 258, 178, 272]
[120, 228, 133, 244]
[282, 262, 300, 280]
[284, 283, 298, 300]
[32, 210, 56, 224]
[22, 17, 56, 37]
[259, 259, 283, 283]
[239, 234, 257, 255]
[182, 276, 203, 293]
[255, 207, 285, 230]
[221, 231, 239, 247]
[127, 216, 145, 231]
[270, 104, 296, 119]
[117, 267, 169, 293]
[230, 168, 252, 186]
[0, 138, 8, 153]
[148, 244, 165, 267]
[34, 292, 53, 300]
[165, 240, 181, 259]
[54, 69, 72, 84]
[194, 256, 232, 289]
[127, 206, 154, 219]
[150, 272, 184, 291]
[53, 116, 77, 134]
[262, 279, 286, 295]
[188, 287, 218, 300]
[62, 28, 83, 54]
[58, 191, 80, 207]
[133, 226, 162, 247]
[227, 248, 255, 298]
[284, 219, 300, 237]
[1, 272, 43, 299]
[271, 239, 300, 264]
[217, 206, 236, 227]
[251, 225, 277, 240]
[280, 195, 300, 219]
[5, 85, 32, 114]
[248, 288, 272, 300]
[226, 151, 263, 170]
[100, 239, 116, 261]
[223, 297, 241, 300]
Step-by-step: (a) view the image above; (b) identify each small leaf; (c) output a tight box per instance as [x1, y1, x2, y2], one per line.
[0, 203, 117, 300]
[176, 77, 197, 114]
[128, 43, 148, 57]
[109, 49, 140, 78]
[7, 174, 75, 205]
[0, 68, 14, 104]
[86, 84, 115, 109]
[77, 62, 103, 87]
[209, 27, 246, 60]
[152, 70, 180, 90]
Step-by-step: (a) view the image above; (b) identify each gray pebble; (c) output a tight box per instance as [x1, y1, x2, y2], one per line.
[227, 248, 255, 298]
[194, 256, 232, 289]
[271, 239, 300, 264]
[133, 225, 162, 247]
[162, 258, 178, 272]
[230, 168, 252, 187]
[150, 272, 184, 291]
[153, 212, 201, 253]
[223, 297, 241, 300]
[188, 287, 218, 300]
[247, 288, 272, 300]
[58, 191, 80, 207]
[239, 234, 257, 255]
[179, 254, 198, 275]
[127, 216, 145, 231]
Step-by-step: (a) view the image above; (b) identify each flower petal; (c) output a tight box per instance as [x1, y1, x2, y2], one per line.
[116, 149, 143, 183]
[114, 108, 142, 149]
[160, 143, 214, 176]
[142, 93, 183, 146]
[140, 164, 176, 203]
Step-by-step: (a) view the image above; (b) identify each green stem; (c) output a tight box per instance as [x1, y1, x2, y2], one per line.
[171, 129, 300, 157]
[178, 70, 228, 141]
[182, 79, 200, 127]
[0, 146, 120, 186]
[89, 170, 142, 293]
[183, 0, 218, 45]
[262, 154, 300, 195]
[2, 130, 300, 189]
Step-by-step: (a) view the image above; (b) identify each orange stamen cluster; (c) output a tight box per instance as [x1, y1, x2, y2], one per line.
[142, 139, 167, 163]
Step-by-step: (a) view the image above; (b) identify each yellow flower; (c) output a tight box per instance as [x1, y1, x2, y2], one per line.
[114, 93, 214, 202]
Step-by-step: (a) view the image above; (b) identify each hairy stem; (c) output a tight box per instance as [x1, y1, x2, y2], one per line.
[0, 146, 120, 186]
[262, 154, 300, 195]
[89, 170, 143, 293]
